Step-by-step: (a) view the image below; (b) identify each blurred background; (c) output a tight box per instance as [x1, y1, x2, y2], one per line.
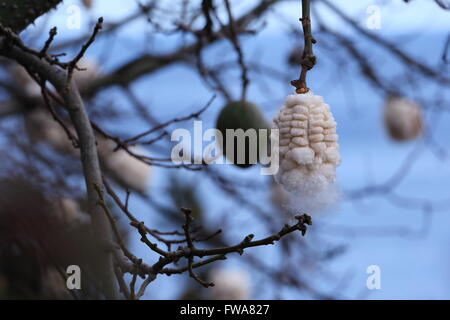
[0, 0, 450, 299]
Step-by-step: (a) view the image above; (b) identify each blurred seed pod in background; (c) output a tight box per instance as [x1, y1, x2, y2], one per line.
[384, 94, 423, 142]
[216, 101, 270, 168]
[52, 197, 90, 225]
[9, 64, 42, 98]
[273, 91, 340, 213]
[82, 0, 94, 9]
[24, 107, 77, 154]
[72, 58, 100, 92]
[24, 107, 152, 194]
[167, 173, 204, 223]
[287, 46, 303, 67]
[99, 141, 152, 194]
[208, 268, 251, 300]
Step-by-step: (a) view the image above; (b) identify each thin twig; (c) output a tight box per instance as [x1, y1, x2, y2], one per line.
[66, 17, 104, 84]
[39, 27, 57, 58]
[291, 0, 316, 93]
[224, 0, 250, 100]
[124, 95, 215, 144]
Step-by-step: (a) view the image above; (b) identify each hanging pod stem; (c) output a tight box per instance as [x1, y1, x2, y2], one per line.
[291, 0, 317, 94]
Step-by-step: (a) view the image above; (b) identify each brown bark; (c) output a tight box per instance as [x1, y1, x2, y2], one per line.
[0, 0, 63, 32]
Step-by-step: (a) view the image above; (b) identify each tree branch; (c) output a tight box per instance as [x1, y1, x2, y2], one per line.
[0, 32, 118, 298]
[84, 0, 279, 95]
[0, 0, 63, 32]
[321, 0, 450, 85]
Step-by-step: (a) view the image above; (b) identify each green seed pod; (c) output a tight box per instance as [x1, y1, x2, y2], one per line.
[216, 101, 270, 168]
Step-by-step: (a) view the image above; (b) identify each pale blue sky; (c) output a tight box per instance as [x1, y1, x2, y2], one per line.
[21, 0, 450, 300]
[34, 0, 450, 37]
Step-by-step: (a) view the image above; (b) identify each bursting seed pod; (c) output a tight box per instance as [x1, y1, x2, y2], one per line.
[272, 91, 340, 212]
[384, 95, 423, 142]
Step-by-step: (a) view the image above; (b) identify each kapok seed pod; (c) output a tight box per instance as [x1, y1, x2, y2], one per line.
[272, 91, 340, 212]
[384, 95, 423, 142]
[216, 101, 270, 168]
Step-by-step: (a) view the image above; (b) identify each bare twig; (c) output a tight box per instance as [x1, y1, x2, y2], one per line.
[65, 17, 104, 84]
[224, 0, 250, 100]
[124, 95, 215, 144]
[291, 0, 316, 93]
[321, 0, 450, 85]
[442, 34, 450, 63]
[39, 27, 57, 58]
